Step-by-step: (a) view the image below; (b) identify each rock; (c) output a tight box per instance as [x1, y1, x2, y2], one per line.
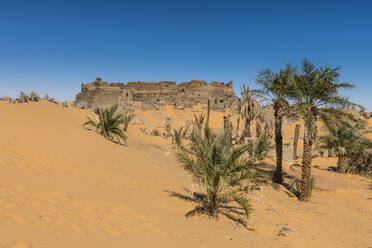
[254, 197, 264, 205]
[277, 225, 294, 237]
[267, 206, 280, 214]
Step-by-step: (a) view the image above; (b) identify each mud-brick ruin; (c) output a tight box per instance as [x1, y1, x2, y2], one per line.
[75, 79, 240, 112]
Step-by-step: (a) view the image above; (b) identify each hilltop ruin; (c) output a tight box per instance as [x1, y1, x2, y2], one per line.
[75, 78, 240, 112]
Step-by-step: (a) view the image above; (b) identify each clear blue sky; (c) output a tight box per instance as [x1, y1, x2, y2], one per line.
[0, 0, 371, 109]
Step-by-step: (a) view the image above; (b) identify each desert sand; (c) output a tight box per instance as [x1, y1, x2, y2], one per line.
[0, 101, 371, 248]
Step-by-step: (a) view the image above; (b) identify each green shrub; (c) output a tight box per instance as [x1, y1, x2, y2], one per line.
[175, 127, 260, 221]
[83, 104, 127, 145]
[150, 128, 160, 136]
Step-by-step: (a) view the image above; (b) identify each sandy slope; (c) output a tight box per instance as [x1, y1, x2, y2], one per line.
[0, 102, 371, 248]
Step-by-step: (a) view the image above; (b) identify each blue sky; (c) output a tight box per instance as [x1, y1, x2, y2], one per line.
[0, 0, 371, 109]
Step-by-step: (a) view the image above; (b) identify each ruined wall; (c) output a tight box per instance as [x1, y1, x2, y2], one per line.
[75, 79, 239, 112]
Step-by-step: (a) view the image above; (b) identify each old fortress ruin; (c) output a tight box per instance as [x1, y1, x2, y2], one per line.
[76, 78, 240, 112]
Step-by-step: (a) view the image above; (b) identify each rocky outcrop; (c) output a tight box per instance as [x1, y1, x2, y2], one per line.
[76, 78, 239, 112]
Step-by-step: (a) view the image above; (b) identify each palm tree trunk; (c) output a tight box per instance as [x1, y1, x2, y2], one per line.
[293, 124, 300, 160]
[299, 124, 314, 201]
[328, 148, 333, 158]
[240, 119, 251, 142]
[337, 154, 348, 173]
[224, 115, 232, 144]
[256, 122, 262, 137]
[272, 106, 283, 184]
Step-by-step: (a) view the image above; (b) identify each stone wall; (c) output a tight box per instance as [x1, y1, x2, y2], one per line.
[76, 79, 240, 112]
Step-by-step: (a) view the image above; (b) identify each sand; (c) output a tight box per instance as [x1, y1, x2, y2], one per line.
[0, 101, 371, 248]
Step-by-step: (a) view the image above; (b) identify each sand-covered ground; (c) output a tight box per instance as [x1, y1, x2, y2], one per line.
[0, 102, 371, 248]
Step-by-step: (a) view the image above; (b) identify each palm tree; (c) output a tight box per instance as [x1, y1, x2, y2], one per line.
[84, 104, 127, 145]
[240, 85, 261, 142]
[290, 59, 362, 201]
[122, 114, 133, 132]
[176, 127, 257, 220]
[254, 64, 296, 183]
[318, 121, 371, 173]
[318, 127, 354, 173]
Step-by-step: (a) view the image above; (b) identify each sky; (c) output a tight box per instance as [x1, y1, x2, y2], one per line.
[0, 0, 371, 109]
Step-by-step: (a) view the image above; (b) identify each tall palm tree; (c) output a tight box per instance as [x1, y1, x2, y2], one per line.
[84, 104, 127, 145]
[240, 85, 261, 142]
[290, 59, 362, 201]
[254, 64, 296, 184]
[176, 127, 257, 220]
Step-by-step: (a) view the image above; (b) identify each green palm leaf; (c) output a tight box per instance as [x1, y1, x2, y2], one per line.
[83, 104, 127, 145]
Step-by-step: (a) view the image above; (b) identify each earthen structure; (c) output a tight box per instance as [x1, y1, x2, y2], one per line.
[76, 79, 239, 112]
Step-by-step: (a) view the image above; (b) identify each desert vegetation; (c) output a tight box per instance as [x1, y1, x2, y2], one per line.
[254, 64, 296, 184]
[168, 100, 273, 223]
[174, 126, 258, 224]
[288, 59, 364, 201]
[318, 119, 372, 174]
[235, 59, 371, 202]
[137, 59, 371, 217]
[43, 94, 56, 103]
[83, 104, 128, 145]
[122, 114, 133, 132]
[78, 59, 370, 227]
[17, 91, 41, 103]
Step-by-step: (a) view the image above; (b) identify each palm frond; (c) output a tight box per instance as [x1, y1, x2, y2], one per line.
[83, 104, 127, 145]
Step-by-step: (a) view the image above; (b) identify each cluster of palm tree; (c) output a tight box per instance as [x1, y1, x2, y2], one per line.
[82, 59, 367, 224]
[253, 59, 365, 201]
[318, 119, 372, 173]
[83, 104, 132, 145]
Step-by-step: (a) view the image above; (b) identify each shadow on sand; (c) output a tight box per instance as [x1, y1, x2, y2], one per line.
[164, 189, 250, 228]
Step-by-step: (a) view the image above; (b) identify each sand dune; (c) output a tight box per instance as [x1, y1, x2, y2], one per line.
[0, 102, 371, 247]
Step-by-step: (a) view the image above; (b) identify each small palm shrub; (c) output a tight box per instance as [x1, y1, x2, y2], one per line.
[289, 177, 315, 198]
[29, 91, 40, 101]
[175, 127, 258, 221]
[170, 126, 188, 149]
[83, 104, 127, 145]
[252, 134, 273, 161]
[43, 94, 56, 103]
[193, 113, 205, 131]
[244, 135, 273, 163]
[123, 114, 133, 132]
[150, 128, 160, 136]
[139, 127, 148, 135]
[19, 91, 28, 103]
